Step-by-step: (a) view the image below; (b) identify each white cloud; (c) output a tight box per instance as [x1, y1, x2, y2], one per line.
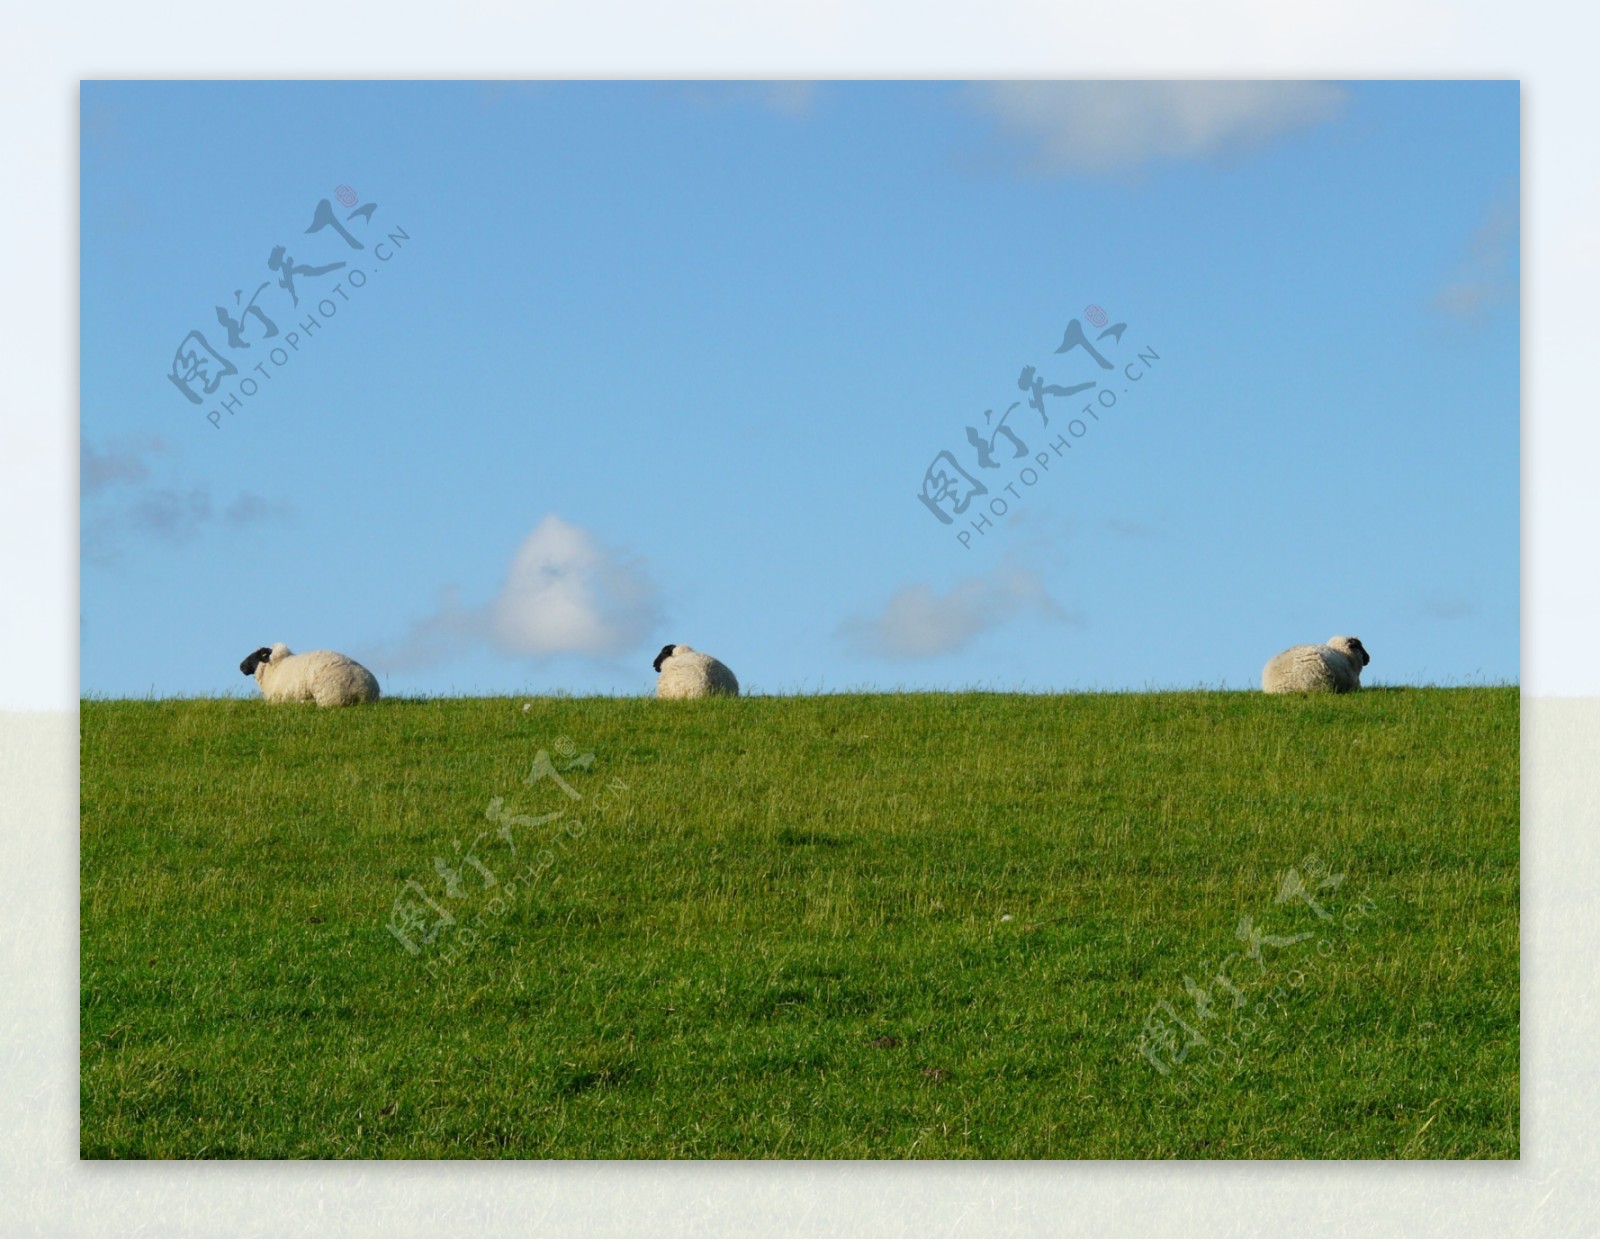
[1434, 196, 1518, 324]
[378, 515, 660, 671]
[488, 515, 659, 656]
[964, 80, 1348, 175]
[840, 564, 1076, 660]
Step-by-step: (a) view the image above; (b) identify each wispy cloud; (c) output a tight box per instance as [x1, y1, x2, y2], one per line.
[371, 585, 484, 672]
[378, 515, 661, 672]
[1104, 517, 1161, 540]
[81, 436, 167, 497]
[81, 438, 290, 565]
[1434, 196, 1518, 325]
[963, 81, 1348, 176]
[758, 81, 818, 118]
[125, 488, 214, 542]
[1420, 595, 1477, 621]
[670, 81, 819, 118]
[839, 564, 1077, 660]
[221, 493, 293, 528]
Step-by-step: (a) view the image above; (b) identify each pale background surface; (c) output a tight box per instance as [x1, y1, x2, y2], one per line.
[5, 0, 1594, 1232]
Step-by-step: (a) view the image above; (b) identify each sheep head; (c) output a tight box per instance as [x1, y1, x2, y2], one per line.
[651, 643, 698, 672]
[239, 646, 274, 677]
[1328, 636, 1371, 667]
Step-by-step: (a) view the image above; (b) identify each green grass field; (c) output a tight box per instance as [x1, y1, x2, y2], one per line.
[80, 687, 1518, 1159]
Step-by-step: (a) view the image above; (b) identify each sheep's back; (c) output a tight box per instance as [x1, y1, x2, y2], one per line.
[260, 649, 380, 706]
[656, 652, 739, 699]
[1262, 644, 1359, 694]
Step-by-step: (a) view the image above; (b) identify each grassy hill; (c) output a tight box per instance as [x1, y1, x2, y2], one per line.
[79, 687, 1519, 1158]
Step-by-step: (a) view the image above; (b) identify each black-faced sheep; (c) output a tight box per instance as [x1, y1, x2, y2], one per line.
[1261, 635, 1370, 694]
[652, 643, 739, 699]
[239, 643, 380, 706]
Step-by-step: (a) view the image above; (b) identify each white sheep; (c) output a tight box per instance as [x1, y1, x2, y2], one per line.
[1261, 635, 1371, 694]
[239, 643, 380, 706]
[652, 643, 739, 699]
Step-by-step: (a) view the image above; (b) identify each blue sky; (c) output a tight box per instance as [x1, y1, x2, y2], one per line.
[80, 80, 1519, 698]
